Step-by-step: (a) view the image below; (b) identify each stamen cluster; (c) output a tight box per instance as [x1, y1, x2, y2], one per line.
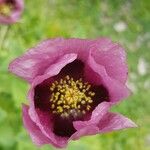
[0, 3, 13, 16]
[49, 75, 95, 118]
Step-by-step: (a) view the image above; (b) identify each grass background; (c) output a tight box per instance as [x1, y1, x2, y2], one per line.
[0, 0, 150, 150]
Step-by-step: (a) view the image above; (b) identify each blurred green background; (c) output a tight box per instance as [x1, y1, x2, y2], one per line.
[0, 0, 150, 150]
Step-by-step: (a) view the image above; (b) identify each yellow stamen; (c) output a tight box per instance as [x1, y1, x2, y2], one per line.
[49, 75, 95, 118]
[0, 3, 13, 16]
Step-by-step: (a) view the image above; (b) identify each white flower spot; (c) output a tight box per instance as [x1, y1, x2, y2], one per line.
[114, 21, 127, 32]
[137, 58, 149, 76]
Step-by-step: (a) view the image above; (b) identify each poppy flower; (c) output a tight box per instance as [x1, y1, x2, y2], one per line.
[9, 38, 137, 148]
[0, 0, 24, 24]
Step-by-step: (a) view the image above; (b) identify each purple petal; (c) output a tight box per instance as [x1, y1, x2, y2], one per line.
[44, 53, 77, 75]
[9, 38, 91, 82]
[70, 125, 99, 140]
[9, 38, 63, 82]
[9, 37, 128, 84]
[28, 53, 78, 148]
[87, 53, 130, 102]
[23, 104, 68, 148]
[90, 38, 128, 83]
[73, 102, 111, 130]
[33, 109, 68, 148]
[98, 112, 137, 133]
[22, 104, 53, 147]
[72, 102, 137, 139]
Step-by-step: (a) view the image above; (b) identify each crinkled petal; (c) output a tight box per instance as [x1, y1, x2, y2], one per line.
[90, 38, 128, 83]
[9, 38, 63, 82]
[34, 109, 68, 148]
[72, 112, 137, 140]
[23, 105, 67, 148]
[9, 38, 91, 82]
[98, 112, 137, 133]
[28, 53, 77, 148]
[22, 104, 52, 147]
[9, 37, 128, 83]
[70, 125, 99, 140]
[87, 52, 130, 102]
[73, 104, 137, 139]
[73, 102, 111, 130]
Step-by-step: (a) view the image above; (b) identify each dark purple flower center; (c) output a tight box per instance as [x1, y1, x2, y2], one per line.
[34, 60, 109, 137]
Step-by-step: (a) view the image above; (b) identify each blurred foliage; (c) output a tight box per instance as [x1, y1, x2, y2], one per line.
[0, 0, 150, 150]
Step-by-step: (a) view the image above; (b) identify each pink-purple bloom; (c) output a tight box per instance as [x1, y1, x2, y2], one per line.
[9, 38, 137, 148]
[0, 0, 24, 24]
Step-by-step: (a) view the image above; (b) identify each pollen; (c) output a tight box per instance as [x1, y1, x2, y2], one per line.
[49, 75, 95, 118]
[0, 3, 13, 16]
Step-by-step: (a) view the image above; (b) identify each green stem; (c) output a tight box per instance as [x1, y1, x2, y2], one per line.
[0, 25, 11, 51]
